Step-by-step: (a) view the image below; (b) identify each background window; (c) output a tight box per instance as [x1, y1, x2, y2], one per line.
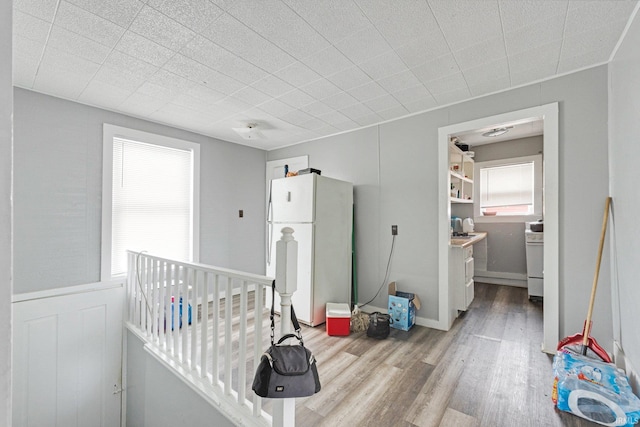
[473, 154, 542, 221]
[480, 162, 534, 216]
[102, 125, 200, 279]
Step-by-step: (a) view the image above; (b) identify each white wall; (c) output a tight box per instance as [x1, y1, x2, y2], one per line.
[13, 284, 123, 427]
[126, 331, 235, 427]
[609, 9, 640, 374]
[472, 136, 543, 163]
[269, 66, 614, 350]
[0, 1, 12, 424]
[13, 88, 267, 294]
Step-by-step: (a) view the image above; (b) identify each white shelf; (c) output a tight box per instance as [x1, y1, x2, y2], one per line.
[450, 197, 473, 204]
[449, 144, 474, 204]
[450, 171, 472, 183]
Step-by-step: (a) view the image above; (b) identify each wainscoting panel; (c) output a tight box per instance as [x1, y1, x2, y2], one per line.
[13, 282, 124, 427]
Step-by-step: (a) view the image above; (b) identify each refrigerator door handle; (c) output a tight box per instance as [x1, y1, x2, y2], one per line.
[267, 180, 273, 266]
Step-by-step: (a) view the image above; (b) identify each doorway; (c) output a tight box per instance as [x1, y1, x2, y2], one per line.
[437, 103, 559, 353]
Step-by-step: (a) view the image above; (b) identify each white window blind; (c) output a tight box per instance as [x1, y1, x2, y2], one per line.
[480, 162, 534, 209]
[111, 137, 193, 276]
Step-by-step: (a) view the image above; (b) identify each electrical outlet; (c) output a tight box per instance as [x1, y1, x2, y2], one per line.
[391, 225, 398, 235]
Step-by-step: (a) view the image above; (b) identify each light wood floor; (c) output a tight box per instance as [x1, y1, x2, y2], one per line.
[288, 282, 600, 427]
[200, 282, 600, 426]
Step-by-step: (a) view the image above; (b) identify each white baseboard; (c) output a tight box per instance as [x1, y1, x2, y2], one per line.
[359, 304, 446, 331]
[415, 315, 446, 330]
[613, 341, 640, 396]
[474, 270, 527, 288]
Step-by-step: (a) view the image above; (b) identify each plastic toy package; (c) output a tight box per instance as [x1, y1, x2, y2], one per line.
[553, 348, 640, 426]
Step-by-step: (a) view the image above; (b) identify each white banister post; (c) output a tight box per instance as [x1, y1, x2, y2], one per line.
[272, 227, 297, 427]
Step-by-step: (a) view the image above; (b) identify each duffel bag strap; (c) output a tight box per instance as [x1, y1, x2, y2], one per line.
[290, 304, 303, 343]
[270, 280, 276, 345]
[277, 333, 302, 345]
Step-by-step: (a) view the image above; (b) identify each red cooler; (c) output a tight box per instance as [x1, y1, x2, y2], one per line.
[326, 303, 351, 336]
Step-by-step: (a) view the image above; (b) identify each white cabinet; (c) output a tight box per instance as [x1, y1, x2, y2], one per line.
[449, 144, 474, 203]
[450, 245, 475, 311]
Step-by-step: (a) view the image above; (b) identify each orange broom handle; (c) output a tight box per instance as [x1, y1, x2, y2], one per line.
[582, 197, 611, 346]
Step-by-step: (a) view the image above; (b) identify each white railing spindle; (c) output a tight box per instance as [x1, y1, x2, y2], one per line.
[158, 260, 166, 349]
[134, 256, 140, 330]
[127, 252, 135, 327]
[224, 276, 232, 396]
[253, 281, 264, 417]
[172, 264, 180, 358]
[190, 268, 198, 370]
[144, 257, 151, 335]
[180, 266, 187, 361]
[237, 280, 248, 405]
[211, 274, 219, 387]
[136, 256, 142, 330]
[151, 259, 159, 342]
[200, 272, 210, 379]
[140, 256, 147, 333]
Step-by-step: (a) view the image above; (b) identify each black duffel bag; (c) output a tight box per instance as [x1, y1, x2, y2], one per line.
[366, 312, 391, 339]
[252, 281, 321, 398]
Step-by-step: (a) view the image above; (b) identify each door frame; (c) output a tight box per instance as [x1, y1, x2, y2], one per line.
[437, 103, 559, 353]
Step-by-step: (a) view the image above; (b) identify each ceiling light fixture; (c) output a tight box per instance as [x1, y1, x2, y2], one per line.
[482, 127, 512, 137]
[232, 123, 265, 140]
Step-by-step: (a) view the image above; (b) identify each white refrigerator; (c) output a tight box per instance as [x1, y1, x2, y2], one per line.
[267, 173, 353, 326]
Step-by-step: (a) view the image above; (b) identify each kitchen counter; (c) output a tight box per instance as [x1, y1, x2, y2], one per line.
[450, 232, 487, 248]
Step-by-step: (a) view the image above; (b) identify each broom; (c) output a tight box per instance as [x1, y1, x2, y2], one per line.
[557, 197, 611, 362]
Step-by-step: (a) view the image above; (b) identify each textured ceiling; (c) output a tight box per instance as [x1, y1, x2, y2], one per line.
[12, 0, 639, 150]
[453, 118, 543, 146]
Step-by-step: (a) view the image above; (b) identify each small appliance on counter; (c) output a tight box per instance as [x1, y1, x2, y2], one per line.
[529, 220, 543, 232]
[462, 218, 474, 233]
[451, 217, 463, 235]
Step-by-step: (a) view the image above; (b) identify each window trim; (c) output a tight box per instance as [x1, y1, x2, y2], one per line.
[101, 124, 200, 281]
[472, 154, 543, 223]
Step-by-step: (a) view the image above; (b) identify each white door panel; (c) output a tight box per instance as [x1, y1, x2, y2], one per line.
[13, 284, 123, 427]
[270, 174, 315, 223]
[526, 243, 544, 277]
[464, 257, 474, 282]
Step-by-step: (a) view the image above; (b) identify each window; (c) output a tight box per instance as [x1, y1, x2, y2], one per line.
[474, 155, 542, 221]
[102, 124, 200, 279]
